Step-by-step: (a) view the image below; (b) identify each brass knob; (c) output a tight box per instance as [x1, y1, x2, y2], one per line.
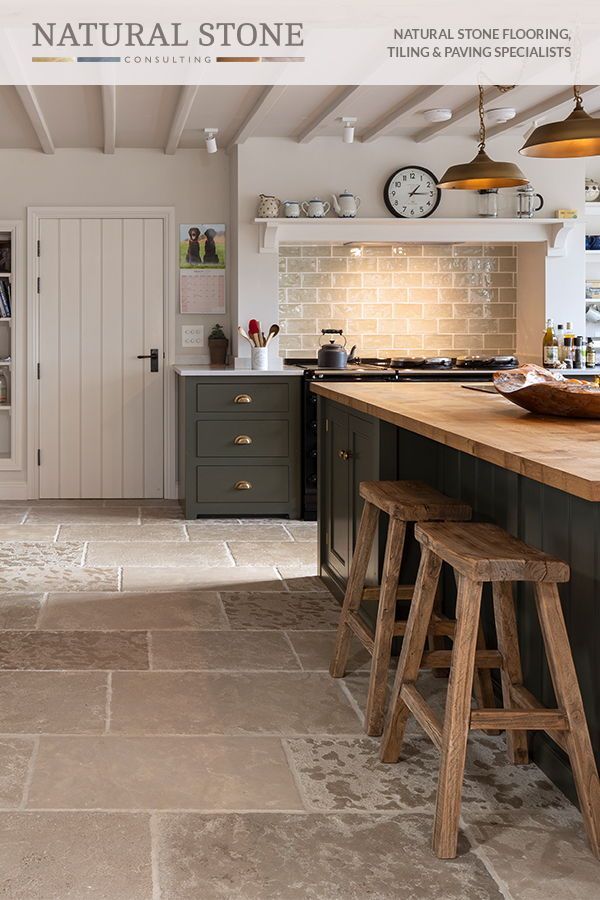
[234, 435, 252, 445]
[234, 394, 252, 404]
[337, 449, 351, 461]
[234, 480, 252, 490]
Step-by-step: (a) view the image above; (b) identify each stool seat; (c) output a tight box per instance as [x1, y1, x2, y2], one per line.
[360, 480, 471, 522]
[415, 522, 570, 583]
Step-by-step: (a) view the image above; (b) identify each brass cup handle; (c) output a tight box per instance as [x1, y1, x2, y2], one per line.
[337, 449, 352, 461]
[234, 435, 252, 445]
[234, 480, 252, 490]
[234, 394, 252, 404]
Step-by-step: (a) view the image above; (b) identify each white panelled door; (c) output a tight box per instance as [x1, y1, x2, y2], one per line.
[37, 216, 165, 498]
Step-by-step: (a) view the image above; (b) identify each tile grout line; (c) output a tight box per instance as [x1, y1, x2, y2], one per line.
[19, 735, 40, 809]
[281, 523, 295, 542]
[137, 507, 142, 525]
[463, 820, 516, 900]
[80, 541, 89, 567]
[104, 672, 112, 734]
[34, 592, 50, 630]
[281, 631, 304, 671]
[20, 508, 31, 524]
[149, 812, 163, 900]
[215, 592, 233, 631]
[117, 566, 123, 592]
[222, 541, 236, 567]
[337, 679, 366, 726]
[147, 632, 155, 670]
[279, 737, 312, 811]
[53, 524, 61, 543]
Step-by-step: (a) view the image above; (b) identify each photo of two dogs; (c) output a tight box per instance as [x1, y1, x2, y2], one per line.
[180, 224, 226, 269]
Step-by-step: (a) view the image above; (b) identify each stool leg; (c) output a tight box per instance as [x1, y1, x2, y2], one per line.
[330, 501, 379, 678]
[534, 583, 600, 859]
[429, 587, 449, 678]
[433, 575, 483, 859]
[380, 548, 442, 763]
[365, 517, 406, 736]
[492, 582, 529, 764]
[472, 622, 500, 735]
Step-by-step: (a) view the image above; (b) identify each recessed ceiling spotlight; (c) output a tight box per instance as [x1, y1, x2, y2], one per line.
[340, 117, 357, 143]
[203, 128, 218, 154]
[486, 108, 517, 125]
[422, 108, 452, 123]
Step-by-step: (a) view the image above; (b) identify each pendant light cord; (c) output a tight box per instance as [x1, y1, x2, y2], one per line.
[478, 84, 516, 152]
[573, 85, 583, 110]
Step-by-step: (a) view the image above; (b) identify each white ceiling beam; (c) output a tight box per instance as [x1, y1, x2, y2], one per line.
[296, 86, 361, 143]
[164, 85, 199, 156]
[227, 85, 287, 148]
[14, 84, 54, 154]
[360, 86, 446, 143]
[486, 86, 599, 139]
[101, 85, 116, 154]
[413, 87, 503, 143]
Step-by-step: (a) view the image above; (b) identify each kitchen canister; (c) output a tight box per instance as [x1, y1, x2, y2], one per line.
[257, 194, 280, 218]
[251, 347, 269, 370]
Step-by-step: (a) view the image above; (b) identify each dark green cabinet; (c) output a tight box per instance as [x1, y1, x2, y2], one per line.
[178, 375, 301, 518]
[318, 398, 397, 598]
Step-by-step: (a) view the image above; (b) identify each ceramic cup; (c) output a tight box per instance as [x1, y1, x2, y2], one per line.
[283, 201, 301, 218]
[251, 347, 269, 371]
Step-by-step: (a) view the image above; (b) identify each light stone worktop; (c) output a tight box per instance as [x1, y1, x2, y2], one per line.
[174, 365, 303, 376]
[311, 381, 600, 502]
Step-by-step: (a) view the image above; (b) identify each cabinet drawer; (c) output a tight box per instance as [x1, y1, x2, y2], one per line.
[195, 466, 289, 503]
[196, 420, 289, 458]
[194, 382, 289, 413]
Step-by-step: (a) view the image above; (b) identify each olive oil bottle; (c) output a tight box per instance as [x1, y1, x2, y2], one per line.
[542, 318, 559, 368]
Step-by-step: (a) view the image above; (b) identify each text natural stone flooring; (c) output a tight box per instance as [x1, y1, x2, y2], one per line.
[0, 501, 597, 899]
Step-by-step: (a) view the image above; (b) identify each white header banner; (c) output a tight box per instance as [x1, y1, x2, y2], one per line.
[0, 1, 599, 85]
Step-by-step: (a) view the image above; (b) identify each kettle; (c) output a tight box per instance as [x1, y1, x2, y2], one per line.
[331, 190, 361, 218]
[317, 329, 356, 368]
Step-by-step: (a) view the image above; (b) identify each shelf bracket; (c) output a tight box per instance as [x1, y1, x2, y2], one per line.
[258, 220, 279, 254]
[547, 220, 575, 257]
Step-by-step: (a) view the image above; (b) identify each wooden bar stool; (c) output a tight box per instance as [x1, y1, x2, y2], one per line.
[329, 479, 478, 737]
[380, 521, 600, 861]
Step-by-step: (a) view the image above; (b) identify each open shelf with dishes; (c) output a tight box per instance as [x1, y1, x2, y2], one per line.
[0, 224, 19, 467]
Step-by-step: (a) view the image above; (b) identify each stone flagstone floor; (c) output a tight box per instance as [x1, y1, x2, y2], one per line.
[0, 500, 597, 899]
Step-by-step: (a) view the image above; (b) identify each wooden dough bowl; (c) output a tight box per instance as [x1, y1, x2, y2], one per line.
[493, 364, 600, 419]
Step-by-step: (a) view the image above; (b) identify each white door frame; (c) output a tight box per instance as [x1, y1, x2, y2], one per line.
[27, 206, 177, 500]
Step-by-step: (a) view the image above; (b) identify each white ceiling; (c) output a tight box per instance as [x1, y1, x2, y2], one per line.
[1, 84, 599, 153]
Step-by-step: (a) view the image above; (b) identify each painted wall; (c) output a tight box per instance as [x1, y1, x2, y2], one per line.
[232, 135, 586, 364]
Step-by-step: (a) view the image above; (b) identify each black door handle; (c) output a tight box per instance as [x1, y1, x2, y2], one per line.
[137, 348, 159, 372]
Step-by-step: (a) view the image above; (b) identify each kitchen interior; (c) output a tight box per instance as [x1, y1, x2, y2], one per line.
[1, 82, 600, 898]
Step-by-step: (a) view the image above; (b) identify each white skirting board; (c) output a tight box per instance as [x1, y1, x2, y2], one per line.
[0, 481, 28, 499]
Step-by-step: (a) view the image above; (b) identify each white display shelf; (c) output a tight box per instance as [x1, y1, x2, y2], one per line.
[585, 203, 600, 215]
[255, 216, 575, 257]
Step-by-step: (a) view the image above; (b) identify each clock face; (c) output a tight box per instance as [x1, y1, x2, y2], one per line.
[384, 167, 441, 218]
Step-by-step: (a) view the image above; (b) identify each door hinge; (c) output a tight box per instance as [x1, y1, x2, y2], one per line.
[37, 239, 40, 258]
[36, 363, 40, 380]
[36, 276, 40, 294]
[37, 449, 41, 466]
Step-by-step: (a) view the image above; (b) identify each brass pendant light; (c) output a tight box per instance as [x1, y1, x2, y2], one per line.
[520, 86, 600, 158]
[438, 86, 529, 190]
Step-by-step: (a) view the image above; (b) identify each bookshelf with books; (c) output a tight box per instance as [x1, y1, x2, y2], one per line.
[0, 224, 20, 468]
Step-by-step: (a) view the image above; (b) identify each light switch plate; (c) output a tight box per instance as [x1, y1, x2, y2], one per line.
[181, 325, 204, 348]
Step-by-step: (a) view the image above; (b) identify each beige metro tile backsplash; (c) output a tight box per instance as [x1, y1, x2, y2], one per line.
[278, 242, 517, 360]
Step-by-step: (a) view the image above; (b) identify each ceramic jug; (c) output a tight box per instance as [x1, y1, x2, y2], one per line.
[331, 191, 361, 218]
[257, 194, 280, 218]
[301, 198, 330, 218]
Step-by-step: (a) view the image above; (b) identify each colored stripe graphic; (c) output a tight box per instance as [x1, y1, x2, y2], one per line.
[32, 57, 75, 62]
[77, 57, 121, 62]
[216, 56, 305, 63]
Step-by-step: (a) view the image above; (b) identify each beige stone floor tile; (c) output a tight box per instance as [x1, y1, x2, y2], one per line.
[150, 631, 300, 670]
[122, 566, 283, 593]
[0, 738, 35, 807]
[0, 671, 107, 733]
[283, 522, 318, 542]
[28, 736, 303, 811]
[0, 566, 118, 593]
[141, 506, 184, 520]
[286, 630, 369, 671]
[186, 521, 292, 541]
[39, 590, 228, 631]
[0, 509, 29, 525]
[465, 809, 600, 899]
[278, 568, 324, 591]
[24, 507, 140, 524]
[26, 499, 108, 507]
[57, 523, 187, 542]
[221, 591, 340, 630]
[86, 540, 232, 568]
[105, 498, 182, 508]
[0, 594, 43, 629]
[0, 631, 149, 670]
[110, 672, 362, 735]
[0, 525, 58, 541]
[228, 541, 317, 567]
[0, 542, 84, 568]
[0, 812, 152, 899]
[155, 812, 501, 900]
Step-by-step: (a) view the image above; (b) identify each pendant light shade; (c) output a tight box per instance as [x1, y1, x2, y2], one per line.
[520, 88, 600, 158]
[438, 86, 528, 190]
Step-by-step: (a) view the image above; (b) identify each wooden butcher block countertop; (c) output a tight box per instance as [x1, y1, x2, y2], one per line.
[311, 381, 600, 502]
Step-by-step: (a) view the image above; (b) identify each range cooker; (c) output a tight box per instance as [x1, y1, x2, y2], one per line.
[287, 356, 519, 520]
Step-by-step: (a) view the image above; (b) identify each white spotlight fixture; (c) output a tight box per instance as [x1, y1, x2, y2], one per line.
[423, 108, 452, 123]
[486, 107, 517, 125]
[203, 128, 218, 154]
[341, 117, 357, 143]
[522, 118, 545, 142]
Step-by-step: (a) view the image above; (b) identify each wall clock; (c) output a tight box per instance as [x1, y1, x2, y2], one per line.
[383, 166, 441, 218]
